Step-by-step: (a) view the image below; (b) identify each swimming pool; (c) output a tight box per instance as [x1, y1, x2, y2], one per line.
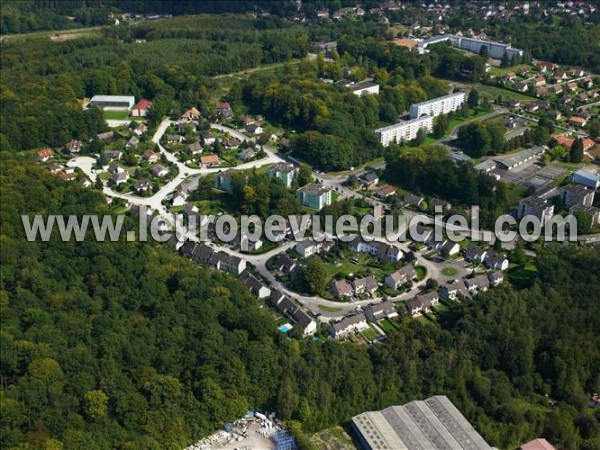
[279, 324, 293, 333]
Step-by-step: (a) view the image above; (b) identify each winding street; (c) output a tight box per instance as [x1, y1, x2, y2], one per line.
[67, 118, 490, 320]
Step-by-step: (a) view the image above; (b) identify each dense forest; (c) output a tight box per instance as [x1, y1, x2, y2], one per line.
[0, 15, 306, 151]
[2, 154, 600, 449]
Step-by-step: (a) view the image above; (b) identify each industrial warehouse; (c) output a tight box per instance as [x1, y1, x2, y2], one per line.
[351, 395, 492, 450]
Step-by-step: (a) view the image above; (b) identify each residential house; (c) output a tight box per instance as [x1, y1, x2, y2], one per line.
[180, 241, 197, 259]
[144, 150, 161, 163]
[181, 107, 200, 121]
[237, 148, 257, 161]
[96, 131, 115, 141]
[331, 279, 354, 298]
[134, 178, 151, 192]
[431, 197, 452, 212]
[273, 253, 297, 274]
[239, 271, 271, 299]
[328, 314, 369, 340]
[439, 280, 469, 300]
[487, 272, 504, 286]
[571, 67, 585, 77]
[125, 136, 139, 149]
[484, 251, 509, 271]
[519, 439, 556, 450]
[151, 164, 169, 177]
[296, 183, 332, 210]
[177, 121, 198, 133]
[385, 265, 417, 290]
[191, 243, 214, 265]
[505, 72, 517, 81]
[36, 148, 54, 162]
[365, 301, 398, 321]
[166, 134, 185, 144]
[131, 98, 152, 117]
[375, 185, 397, 199]
[47, 163, 63, 174]
[65, 140, 82, 153]
[289, 307, 317, 336]
[111, 171, 129, 185]
[104, 150, 122, 161]
[348, 237, 402, 262]
[352, 276, 379, 296]
[246, 123, 263, 135]
[222, 138, 241, 149]
[361, 172, 379, 187]
[216, 101, 233, 119]
[403, 192, 424, 209]
[108, 164, 124, 175]
[514, 82, 528, 92]
[200, 154, 220, 168]
[183, 204, 208, 227]
[214, 168, 239, 193]
[464, 243, 487, 263]
[58, 171, 78, 182]
[203, 133, 216, 145]
[268, 162, 298, 188]
[464, 274, 491, 293]
[186, 141, 204, 155]
[134, 123, 147, 136]
[172, 190, 188, 207]
[441, 240, 460, 257]
[222, 254, 246, 275]
[294, 238, 333, 258]
[561, 184, 595, 208]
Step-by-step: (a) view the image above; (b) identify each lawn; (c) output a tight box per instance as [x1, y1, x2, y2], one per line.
[103, 110, 130, 120]
[414, 265, 427, 280]
[477, 84, 536, 101]
[361, 327, 380, 342]
[424, 109, 493, 145]
[319, 305, 343, 313]
[489, 64, 534, 77]
[441, 267, 459, 277]
[378, 318, 398, 333]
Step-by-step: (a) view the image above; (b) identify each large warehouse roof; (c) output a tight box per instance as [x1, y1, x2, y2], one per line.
[351, 395, 492, 450]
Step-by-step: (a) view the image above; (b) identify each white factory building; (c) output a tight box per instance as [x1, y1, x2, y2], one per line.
[89, 95, 135, 110]
[409, 92, 465, 119]
[375, 115, 433, 147]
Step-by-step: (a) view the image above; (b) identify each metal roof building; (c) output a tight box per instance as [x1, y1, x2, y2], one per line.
[351, 395, 492, 450]
[89, 95, 135, 109]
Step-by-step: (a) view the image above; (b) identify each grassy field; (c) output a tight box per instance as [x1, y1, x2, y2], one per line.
[477, 84, 536, 101]
[441, 267, 459, 277]
[489, 64, 534, 77]
[103, 110, 130, 120]
[507, 262, 539, 288]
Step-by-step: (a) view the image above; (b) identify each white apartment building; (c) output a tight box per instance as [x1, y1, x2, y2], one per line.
[418, 35, 523, 60]
[374, 115, 433, 146]
[409, 92, 466, 119]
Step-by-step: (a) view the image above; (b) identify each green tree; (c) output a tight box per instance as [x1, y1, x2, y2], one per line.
[297, 163, 313, 187]
[84, 390, 108, 420]
[570, 138, 584, 163]
[302, 257, 328, 295]
[467, 89, 479, 108]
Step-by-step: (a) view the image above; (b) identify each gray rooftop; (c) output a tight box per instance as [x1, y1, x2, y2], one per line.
[351, 395, 492, 450]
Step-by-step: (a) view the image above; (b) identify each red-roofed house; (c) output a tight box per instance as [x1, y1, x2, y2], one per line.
[37, 148, 54, 162]
[131, 99, 152, 117]
[200, 154, 220, 168]
[519, 438, 556, 450]
[569, 116, 587, 127]
[506, 72, 517, 81]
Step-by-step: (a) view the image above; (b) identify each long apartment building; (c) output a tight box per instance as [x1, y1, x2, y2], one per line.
[374, 115, 433, 147]
[409, 92, 466, 119]
[418, 34, 523, 60]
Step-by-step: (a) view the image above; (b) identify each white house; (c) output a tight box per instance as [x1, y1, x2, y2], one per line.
[328, 314, 368, 339]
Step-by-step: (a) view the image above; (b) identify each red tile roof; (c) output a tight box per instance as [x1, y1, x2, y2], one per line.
[133, 98, 152, 110]
[37, 148, 54, 158]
